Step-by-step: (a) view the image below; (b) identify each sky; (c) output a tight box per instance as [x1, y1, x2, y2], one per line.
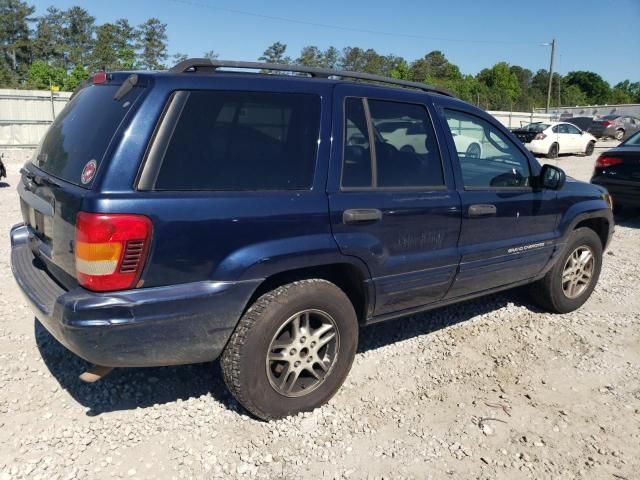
[31, 0, 640, 85]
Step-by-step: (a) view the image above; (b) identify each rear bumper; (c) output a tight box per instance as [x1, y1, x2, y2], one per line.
[10, 224, 261, 367]
[524, 141, 548, 154]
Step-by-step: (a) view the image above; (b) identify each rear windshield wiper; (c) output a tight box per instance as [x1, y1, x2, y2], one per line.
[113, 74, 139, 102]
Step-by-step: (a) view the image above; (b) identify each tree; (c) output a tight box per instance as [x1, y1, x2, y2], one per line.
[0, 0, 35, 80]
[476, 62, 520, 110]
[26, 59, 66, 89]
[322, 46, 339, 69]
[564, 71, 610, 104]
[410, 51, 461, 83]
[172, 52, 188, 64]
[259, 41, 290, 64]
[297, 45, 323, 67]
[612, 80, 640, 103]
[114, 19, 137, 69]
[136, 18, 168, 70]
[64, 6, 95, 68]
[91, 23, 120, 71]
[63, 63, 88, 91]
[203, 50, 218, 61]
[31, 6, 66, 67]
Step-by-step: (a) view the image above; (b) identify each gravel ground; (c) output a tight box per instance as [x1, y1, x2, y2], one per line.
[1, 143, 639, 480]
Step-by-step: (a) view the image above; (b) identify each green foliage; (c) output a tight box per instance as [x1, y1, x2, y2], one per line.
[259, 42, 290, 64]
[26, 60, 65, 89]
[564, 71, 611, 105]
[136, 18, 168, 70]
[476, 62, 520, 110]
[63, 64, 88, 91]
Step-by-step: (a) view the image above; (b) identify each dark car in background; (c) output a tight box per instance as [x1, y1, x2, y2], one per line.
[589, 115, 640, 141]
[592, 130, 640, 210]
[564, 116, 594, 133]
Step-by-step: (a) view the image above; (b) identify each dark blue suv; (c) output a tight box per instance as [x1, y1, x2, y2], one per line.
[11, 60, 614, 420]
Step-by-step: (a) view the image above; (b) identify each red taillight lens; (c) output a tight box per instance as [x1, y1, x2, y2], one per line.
[600, 121, 613, 127]
[92, 71, 107, 84]
[534, 133, 547, 140]
[595, 156, 623, 168]
[75, 212, 152, 292]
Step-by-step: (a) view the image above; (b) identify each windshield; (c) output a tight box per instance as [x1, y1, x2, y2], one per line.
[622, 130, 640, 146]
[32, 84, 143, 187]
[521, 123, 549, 132]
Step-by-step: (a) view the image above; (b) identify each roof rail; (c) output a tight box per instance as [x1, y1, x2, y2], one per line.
[168, 58, 454, 97]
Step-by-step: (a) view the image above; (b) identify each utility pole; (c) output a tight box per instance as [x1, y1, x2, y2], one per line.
[545, 38, 556, 114]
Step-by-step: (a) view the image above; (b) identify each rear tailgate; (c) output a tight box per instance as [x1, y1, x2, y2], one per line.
[18, 80, 145, 288]
[512, 130, 538, 144]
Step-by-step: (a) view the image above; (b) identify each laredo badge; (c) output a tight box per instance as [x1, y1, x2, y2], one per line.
[81, 159, 97, 184]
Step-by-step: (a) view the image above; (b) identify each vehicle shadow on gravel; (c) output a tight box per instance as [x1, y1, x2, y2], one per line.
[35, 289, 540, 417]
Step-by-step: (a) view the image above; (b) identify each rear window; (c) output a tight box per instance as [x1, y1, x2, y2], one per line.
[32, 84, 142, 187]
[154, 91, 321, 191]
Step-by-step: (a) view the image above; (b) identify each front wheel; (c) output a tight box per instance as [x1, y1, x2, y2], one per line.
[221, 279, 358, 420]
[529, 227, 603, 313]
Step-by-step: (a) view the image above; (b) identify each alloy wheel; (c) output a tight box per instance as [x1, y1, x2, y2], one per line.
[561, 246, 595, 299]
[266, 309, 340, 397]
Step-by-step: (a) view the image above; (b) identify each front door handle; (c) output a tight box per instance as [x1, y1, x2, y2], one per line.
[343, 208, 383, 224]
[468, 204, 496, 218]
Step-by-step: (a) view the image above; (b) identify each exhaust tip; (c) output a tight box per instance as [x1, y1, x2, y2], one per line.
[79, 365, 114, 383]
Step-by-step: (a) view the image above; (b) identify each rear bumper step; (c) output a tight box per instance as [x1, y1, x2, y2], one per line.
[10, 224, 260, 367]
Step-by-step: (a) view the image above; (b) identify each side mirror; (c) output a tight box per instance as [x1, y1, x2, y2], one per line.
[539, 164, 566, 190]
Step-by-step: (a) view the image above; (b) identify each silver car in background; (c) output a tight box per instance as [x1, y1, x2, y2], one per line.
[588, 115, 640, 141]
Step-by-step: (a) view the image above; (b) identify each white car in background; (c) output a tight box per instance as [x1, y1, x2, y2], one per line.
[512, 122, 597, 158]
[377, 121, 482, 158]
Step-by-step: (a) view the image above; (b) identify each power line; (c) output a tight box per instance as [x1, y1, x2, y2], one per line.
[167, 0, 541, 46]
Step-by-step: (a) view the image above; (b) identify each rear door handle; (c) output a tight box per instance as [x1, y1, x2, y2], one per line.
[343, 208, 383, 224]
[468, 204, 496, 218]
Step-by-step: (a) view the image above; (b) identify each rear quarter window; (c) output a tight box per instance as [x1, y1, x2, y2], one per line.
[32, 84, 143, 187]
[154, 91, 321, 191]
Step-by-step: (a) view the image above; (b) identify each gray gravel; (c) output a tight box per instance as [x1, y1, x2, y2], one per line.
[1, 144, 639, 479]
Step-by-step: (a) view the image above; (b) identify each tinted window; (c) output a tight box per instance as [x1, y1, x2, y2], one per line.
[155, 91, 320, 190]
[444, 110, 531, 188]
[342, 98, 372, 188]
[565, 124, 581, 134]
[32, 84, 143, 187]
[368, 100, 444, 188]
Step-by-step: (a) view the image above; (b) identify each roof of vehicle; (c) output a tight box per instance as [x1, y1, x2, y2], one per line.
[152, 58, 456, 98]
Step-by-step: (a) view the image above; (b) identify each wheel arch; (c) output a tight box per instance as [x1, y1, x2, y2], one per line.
[245, 261, 374, 324]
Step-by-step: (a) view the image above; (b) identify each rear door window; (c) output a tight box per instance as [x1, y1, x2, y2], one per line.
[32, 84, 143, 187]
[154, 91, 321, 191]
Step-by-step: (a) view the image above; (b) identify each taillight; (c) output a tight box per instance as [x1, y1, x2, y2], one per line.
[75, 212, 152, 292]
[595, 156, 623, 168]
[600, 121, 613, 127]
[534, 133, 547, 140]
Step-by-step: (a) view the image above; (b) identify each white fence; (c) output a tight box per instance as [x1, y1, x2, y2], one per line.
[488, 111, 553, 129]
[0, 89, 72, 149]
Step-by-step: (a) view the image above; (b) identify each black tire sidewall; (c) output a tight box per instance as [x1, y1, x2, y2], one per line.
[548, 228, 603, 313]
[236, 282, 358, 419]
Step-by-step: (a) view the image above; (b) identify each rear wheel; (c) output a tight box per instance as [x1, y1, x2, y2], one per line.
[529, 227, 602, 313]
[466, 143, 481, 158]
[546, 143, 559, 159]
[615, 129, 624, 141]
[585, 141, 595, 156]
[221, 279, 358, 420]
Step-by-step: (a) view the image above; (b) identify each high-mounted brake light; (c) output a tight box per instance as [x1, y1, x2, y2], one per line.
[595, 156, 623, 168]
[75, 212, 152, 292]
[534, 133, 547, 140]
[92, 71, 108, 84]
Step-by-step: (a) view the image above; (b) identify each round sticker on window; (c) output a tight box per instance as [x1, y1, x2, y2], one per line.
[81, 159, 97, 184]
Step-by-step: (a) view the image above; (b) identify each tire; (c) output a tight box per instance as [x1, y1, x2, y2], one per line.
[466, 143, 481, 159]
[615, 129, 624, 141]
[546, 143, 559, 159]
[221, 279, 358, 420]
[585, 141, 595, 156]
[529, 227, 603, 314]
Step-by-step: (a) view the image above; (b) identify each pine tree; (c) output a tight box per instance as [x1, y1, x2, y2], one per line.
[136, 18, 168, 70]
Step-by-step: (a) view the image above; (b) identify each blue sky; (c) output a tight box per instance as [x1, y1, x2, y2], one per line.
[32, 0, 640, 84]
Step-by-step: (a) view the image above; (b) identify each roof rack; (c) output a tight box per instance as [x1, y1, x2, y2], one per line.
[168, 58, 454, 97]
